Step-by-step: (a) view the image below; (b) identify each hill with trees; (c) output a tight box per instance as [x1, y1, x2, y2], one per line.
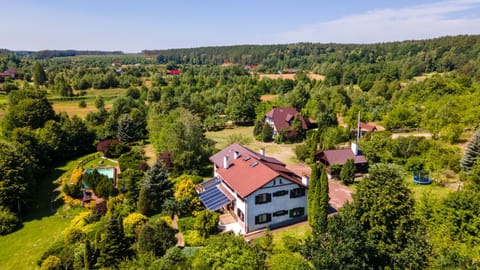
[1, 34, 480, 268]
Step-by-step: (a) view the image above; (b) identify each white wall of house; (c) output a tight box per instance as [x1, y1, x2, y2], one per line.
[264, 116, 278, 137]
[244, 177, 307, 232]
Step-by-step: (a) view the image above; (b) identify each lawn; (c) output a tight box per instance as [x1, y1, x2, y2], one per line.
[205, 126, 303, 166]
[0, 215, 71, 270]
[403, 175, 454, 201]
[49, 87, 124, 118]
[0, 153, 98, 269]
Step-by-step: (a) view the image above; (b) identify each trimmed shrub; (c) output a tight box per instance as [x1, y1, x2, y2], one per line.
[0, 206, 20, 235]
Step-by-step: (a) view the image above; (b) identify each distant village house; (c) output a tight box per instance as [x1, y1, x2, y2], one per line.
[264, 107, 308, 138]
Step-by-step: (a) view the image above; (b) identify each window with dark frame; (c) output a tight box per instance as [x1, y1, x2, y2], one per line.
[237, 208, 245, 222]
[255, 193, 272, 204]
[289, 207, 305, 218]
[273, 190, 288, 197]
[273, 210, 288, 216]
[290, 187, 306, 198]
[255, 213, 272, 224]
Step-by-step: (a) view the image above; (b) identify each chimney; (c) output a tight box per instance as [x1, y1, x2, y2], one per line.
[260, 148, 265, 156]
[351, 142, 359, 156]
[234, 151, 240, 159]
[301, 174, 309, 187]
[223, 156, 229, 169]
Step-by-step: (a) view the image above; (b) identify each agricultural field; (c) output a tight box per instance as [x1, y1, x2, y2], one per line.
[257, 73, 324, 81]
[51, 100, 112, 118]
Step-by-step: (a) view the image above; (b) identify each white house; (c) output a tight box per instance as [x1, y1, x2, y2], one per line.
[198, 143, 308, 234]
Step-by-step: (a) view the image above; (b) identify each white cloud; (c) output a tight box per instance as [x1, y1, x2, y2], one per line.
[277, 0, 480, 43]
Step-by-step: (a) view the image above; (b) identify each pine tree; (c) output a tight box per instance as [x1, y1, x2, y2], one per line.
[261, 123, 274, 142]
[307, 163, 319, 226]
[117, 114, 136, 143]
[84, 239, 93, 270]
[97, 218, 131, 268]
[137, 160, 173, 216]
[460, 128, 480, 171]
[340, 158, 355, 185]
[316, 166, 329, 232]
[137, 220, 177, 257]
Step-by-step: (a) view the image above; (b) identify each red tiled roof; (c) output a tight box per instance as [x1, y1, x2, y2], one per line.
[212, 143, 304, 198]
[265, 107, 307, 131]
[210, 143, 284, 167]
[168, 69, 180, 75]
[359, 122, 377, 132]
[317, 149, 367, 166]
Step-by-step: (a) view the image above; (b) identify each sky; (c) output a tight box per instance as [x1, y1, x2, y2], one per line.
[2, 0, 480, 52]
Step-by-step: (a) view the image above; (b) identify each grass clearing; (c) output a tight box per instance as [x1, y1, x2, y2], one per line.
[205, 126, 302, 166]
[51, 101, 112, 118]
[0, 153, 98, 269]
[403, 175, 454, 201]
[0, 215, 71, 270]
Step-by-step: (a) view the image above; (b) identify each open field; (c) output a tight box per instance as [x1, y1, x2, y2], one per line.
[51, 101, 113, 118]
[50, 87, 124, 117]
[260, 94, 277, 101]
[205, 126, 302, 166]
[258, 73, 324, 81]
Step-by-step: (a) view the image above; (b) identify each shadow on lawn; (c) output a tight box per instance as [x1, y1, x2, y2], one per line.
[21, 166, 67, 222]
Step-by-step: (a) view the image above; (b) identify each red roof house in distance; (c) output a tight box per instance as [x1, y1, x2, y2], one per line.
[197, 143, 308, 234]
[264, 107, 308, 138]
[0, 69, 18, 80]
[167, 69, 180, 75]
[315, 142, 368, 179]
[221, 62, 234, 67]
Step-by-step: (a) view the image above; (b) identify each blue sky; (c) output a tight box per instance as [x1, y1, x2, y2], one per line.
[2, 0, 480, 52]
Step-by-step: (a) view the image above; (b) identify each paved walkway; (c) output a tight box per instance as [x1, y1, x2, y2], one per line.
[171, 215, 184, 247]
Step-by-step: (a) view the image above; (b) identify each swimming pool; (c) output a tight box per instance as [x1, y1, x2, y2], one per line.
[84, 167, 116, 180]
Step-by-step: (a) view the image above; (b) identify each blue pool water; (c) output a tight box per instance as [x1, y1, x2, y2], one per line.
[84, 167, 116, 180]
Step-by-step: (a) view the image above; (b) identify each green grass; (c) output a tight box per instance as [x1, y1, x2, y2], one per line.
[205, 126, 303, 166]
[252, 222, 311, 253]
[0, 215, 71, 270]
[0, 153, 98, 269]
[403, 175, 454, 201]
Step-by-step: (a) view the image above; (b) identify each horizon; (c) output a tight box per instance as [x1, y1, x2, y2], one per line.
[2, 0, 480, 53]
[2, 34, 476, 54]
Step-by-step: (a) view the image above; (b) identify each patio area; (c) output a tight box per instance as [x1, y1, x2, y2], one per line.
[218, 213, 244, 235]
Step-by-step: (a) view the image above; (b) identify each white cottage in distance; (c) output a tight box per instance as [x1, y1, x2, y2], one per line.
[198, 143, 308, 234]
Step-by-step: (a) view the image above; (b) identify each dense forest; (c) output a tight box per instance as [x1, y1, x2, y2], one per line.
[1, 35, 480, 269]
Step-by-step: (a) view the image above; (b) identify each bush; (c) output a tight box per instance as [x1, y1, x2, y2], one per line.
[40, 255, 62, 270]
[78, 100, 87, 108]
[0, 206, 20, 235]
[123, 212, 148, 237]
[294, 144, 310, 162]
[177, 217, 195, 232]
[63, 227, 86, 244]
[261, 124, 274, 142]
[183, 230, 205, 246]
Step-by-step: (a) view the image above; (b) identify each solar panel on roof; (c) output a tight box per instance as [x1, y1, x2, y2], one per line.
[198, 186, 232, 211]
[200, 176, 220, 191]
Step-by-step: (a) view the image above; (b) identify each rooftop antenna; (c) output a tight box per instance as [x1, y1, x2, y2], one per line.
[357, 111, 361, 143]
